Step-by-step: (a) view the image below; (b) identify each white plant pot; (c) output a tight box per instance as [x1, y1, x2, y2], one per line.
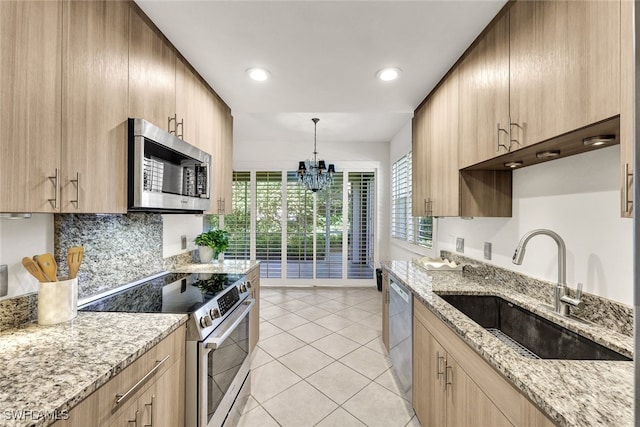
[198, 246, 214, 263]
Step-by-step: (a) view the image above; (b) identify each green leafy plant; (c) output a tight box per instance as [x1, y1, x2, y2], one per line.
[194, 228, 229, 255]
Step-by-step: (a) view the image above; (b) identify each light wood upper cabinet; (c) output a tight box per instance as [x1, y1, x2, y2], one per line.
[429, 70, 459, 217]
[128, 5, 176, 132]
[411, 102, 431, 217]
[458, 12, 510, 169]
[509, 0, 620, 149]
[0, 1, 62, 213]
[62, 0, 129, 213]
[620, 0, 634, 218]
[176, 58, 214, 149]
[216, 103, 234, 215]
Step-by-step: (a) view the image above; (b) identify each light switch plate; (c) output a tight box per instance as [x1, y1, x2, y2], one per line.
[0, 265, 7, 297]
[181, 235, 187, 250]
[484, 242, 492, 260]
[456, 238, 464, 253]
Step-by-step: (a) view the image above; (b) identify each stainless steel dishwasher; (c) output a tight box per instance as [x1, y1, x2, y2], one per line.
[389, 276, 412, 403]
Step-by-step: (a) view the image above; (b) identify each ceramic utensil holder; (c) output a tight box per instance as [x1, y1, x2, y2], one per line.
[38, 277, 78, 325]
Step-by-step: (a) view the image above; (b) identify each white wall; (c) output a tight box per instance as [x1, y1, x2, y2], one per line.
[234, 137, 392, 265]
[162, 214, 203, 258]
[0, 214, 54, 299]
[389, 119, 633, 305]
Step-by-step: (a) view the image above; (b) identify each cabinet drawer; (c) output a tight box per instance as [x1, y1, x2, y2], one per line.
[56, 325, 185, 426]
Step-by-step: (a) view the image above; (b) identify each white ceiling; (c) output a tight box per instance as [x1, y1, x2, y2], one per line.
[136, 0, 507, 145]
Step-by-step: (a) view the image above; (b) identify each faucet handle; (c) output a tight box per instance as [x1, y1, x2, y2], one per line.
[576, 282, 583, 300]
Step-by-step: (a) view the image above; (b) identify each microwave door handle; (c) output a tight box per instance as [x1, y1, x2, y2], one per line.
[205, 299, 255, 350]
[203, 162, 210, 199]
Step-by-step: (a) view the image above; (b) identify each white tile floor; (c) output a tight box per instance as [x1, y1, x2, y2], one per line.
[237, 287, 419, 427]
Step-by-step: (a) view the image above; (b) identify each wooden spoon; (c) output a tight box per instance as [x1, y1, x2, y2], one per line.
[67, 246, 84, 279]
[34, 253, 58, 282]
[22, 257, 48, 282]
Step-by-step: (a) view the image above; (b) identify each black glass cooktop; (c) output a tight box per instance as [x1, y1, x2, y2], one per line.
[79, 272, 245, 314]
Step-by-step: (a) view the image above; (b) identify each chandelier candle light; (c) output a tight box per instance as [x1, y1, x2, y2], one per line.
[297, 118, 336, 192]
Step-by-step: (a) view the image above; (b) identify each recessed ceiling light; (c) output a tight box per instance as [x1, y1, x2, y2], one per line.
[246, 68, 270, 82]
[376, 68, 401, 82]
[504, 161, 523, 169]
[583, 135, 615, 146]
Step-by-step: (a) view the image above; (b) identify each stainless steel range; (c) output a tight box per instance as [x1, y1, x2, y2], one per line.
[79, 272, 255, 427]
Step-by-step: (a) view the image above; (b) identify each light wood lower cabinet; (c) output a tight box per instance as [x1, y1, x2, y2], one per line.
[413, 297, 554, 427]
[55, 325, 185, 427]
[381, 270, 389, 351]
[247, 265, 261, 351]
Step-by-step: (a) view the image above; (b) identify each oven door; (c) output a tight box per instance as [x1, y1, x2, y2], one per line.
[198, 298, 254, 427]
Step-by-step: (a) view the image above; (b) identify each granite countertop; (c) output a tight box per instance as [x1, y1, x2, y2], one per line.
[171, 259, 260, 274]
[383, 260, 634, 427]
[0, 312, 187, 427]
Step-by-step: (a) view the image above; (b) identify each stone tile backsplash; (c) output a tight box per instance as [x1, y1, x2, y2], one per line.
[54, 213, 164, 299]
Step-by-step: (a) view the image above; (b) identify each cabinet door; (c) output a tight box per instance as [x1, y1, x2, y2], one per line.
[219, 105, 234, 215]
[382, 270, 389, 351]
[413, 318, 446, 427]
[509, 0, 620, 149]
[429, 70, 459, 217]
[445, 353, 512, 427]
[621, 0, 634, 218]
[411, 103, 431, 217]
[176, 58, 209, 148]
[62, 0, 128, 213]
[0, 1, 62, 212]
[248, 266, 261, 351]
[458, 12, 509, 168]
[128, 5, 176, 131]
[138, 357, 185, 427]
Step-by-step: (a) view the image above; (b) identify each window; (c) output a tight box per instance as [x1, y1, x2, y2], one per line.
[316, 172, 343, 279]
[347, 172, 375, 279]
[255, 171, 282, 278]
[226, 171, 251, 260]
[391, 153, 433, 248]
[286, 172, 314, 279]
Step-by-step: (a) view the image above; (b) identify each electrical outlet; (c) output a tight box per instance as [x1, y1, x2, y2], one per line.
[484, 242, 492, 260]
[456, 238, 464, 253]
[181, 235, 187, 250]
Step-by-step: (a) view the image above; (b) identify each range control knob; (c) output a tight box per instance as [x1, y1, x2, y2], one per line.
[241, 284, 247, 292]
[200, 315, 213, 328]
[246, 281, 252, 289]
[210, 308, 221, 319]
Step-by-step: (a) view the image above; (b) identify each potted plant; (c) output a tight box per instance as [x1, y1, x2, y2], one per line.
[194, 228, 229, 263]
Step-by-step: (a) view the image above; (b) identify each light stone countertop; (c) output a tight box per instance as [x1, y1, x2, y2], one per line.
[383, 260, 634, 427]
[0, 312, 187, 427]
[171, 260, 260, 275]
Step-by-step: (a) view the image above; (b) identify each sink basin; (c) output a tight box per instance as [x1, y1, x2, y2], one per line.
[438, 294, 631, 361]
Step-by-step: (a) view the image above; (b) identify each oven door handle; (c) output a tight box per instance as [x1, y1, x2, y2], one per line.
[205, 299, 255, 350]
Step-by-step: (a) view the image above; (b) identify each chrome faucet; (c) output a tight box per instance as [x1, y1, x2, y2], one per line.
[512, 229, 583, 316]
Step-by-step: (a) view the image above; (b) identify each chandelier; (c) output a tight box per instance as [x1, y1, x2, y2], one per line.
[297, 118, 336, 192]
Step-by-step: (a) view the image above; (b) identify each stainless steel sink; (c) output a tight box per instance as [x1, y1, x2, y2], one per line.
[438, 294, 631, 361]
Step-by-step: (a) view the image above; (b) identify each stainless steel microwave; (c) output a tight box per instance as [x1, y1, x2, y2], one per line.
[128, 118, 211, 212]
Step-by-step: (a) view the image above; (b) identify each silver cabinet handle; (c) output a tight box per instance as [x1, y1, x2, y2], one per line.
[168, 114, 177, 134]
[444, 364, 453, 391]
[625, 163, 633, 213]
[143, 394, 155, 427]
[436, 351, 445, 379]
[70, 172, 80, 208]
[177, 118, 184, 139]
[496, 122, 509, 152]
[128, 410, 139, 426]
[509, 117, 523, 149]
[115, 355, 170, 406]
[48, 168, 60, 209]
